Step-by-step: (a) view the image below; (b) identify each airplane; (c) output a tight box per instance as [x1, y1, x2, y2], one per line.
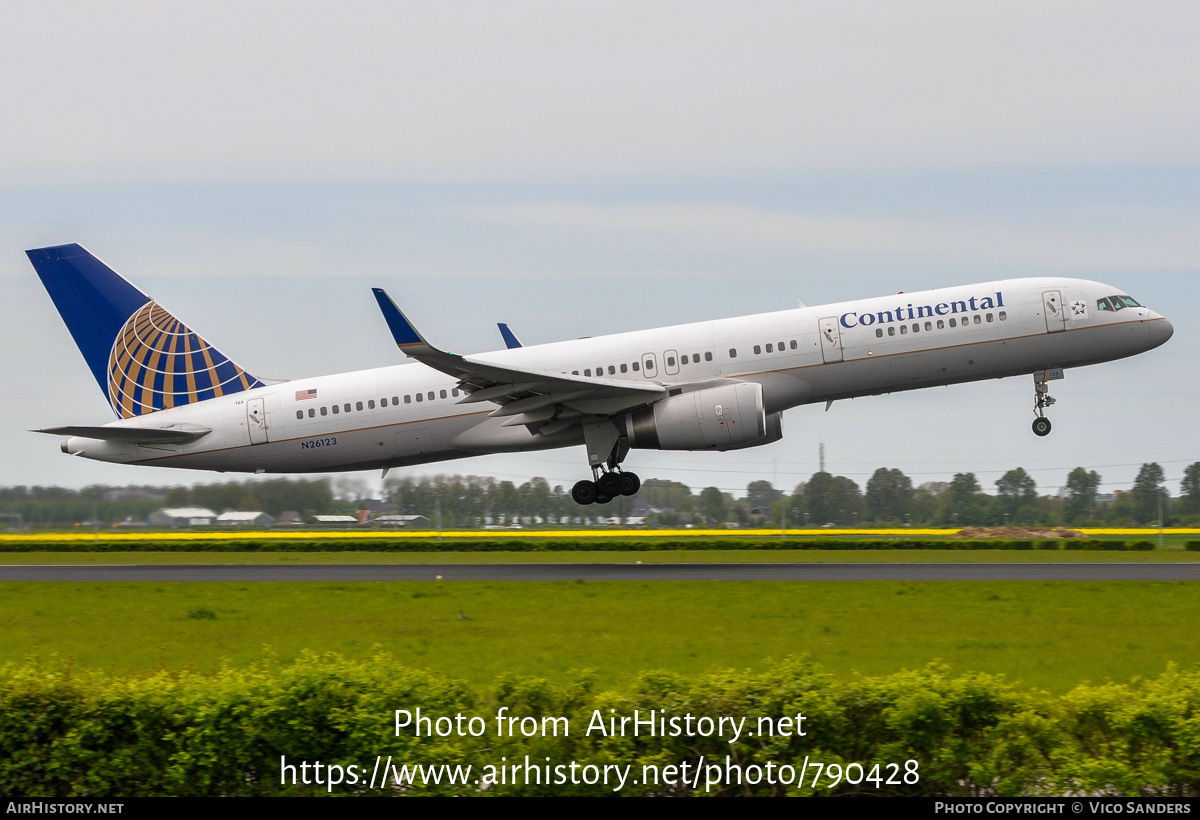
[26, 243, 1173, 505]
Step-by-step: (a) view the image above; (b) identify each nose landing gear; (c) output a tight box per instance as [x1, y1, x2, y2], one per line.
[1032, 370, 1060, 437]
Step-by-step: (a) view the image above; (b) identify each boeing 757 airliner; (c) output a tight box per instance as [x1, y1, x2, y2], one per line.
[26, 244, 1173, 505]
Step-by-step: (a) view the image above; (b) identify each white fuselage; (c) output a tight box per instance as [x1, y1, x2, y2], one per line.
[61, 277, 1173, 474]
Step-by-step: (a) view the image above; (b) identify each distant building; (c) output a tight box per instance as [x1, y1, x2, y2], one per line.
[374, 514, 432, 528]
[277, 511, 303, 526]
[311, 514, 361, 526]
[148, 507, 217, 528]
[215, 511, 275, 528]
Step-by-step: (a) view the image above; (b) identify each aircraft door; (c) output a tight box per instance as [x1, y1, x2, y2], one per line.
[818, 318, 843, 363]
[641, 353, 658, 378]
[1042, 291, 1066, 333]
[246, 398, 268, 445]
[664, 350, 680, 376]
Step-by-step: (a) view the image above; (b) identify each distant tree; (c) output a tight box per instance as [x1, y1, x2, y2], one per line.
[699, 487, 728, 525]
[1063, 467, 1102, 523]
[804, 472, 862, 526]
[865, 468, 913, 523]
[1130, 463, 1168, 525]
[1179, 462, 1200, 517]
[745, 480, 783, 512]
[640, 479, 693, 510]
[995, 468, 1038, 522]
[938, 473, 990, 526]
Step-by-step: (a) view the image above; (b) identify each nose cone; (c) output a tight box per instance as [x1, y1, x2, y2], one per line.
[1148, 316, 1174, 349]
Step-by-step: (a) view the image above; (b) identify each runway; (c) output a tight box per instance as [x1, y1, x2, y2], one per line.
[2, 564, 1200, 582]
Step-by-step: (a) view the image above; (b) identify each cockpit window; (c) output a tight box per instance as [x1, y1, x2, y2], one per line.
[1116, 295, 1141, 308]
[1097, 298, 1112, 311]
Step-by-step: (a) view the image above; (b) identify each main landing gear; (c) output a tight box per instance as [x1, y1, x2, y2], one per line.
[571, 468, 641, 506]
[1032, 371, 1057, 437]
[572, 417, 641, 505]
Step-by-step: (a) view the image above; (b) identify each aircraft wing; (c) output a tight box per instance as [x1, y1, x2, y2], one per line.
[33, 424, 212, 444]
[372, 289, 666, 425]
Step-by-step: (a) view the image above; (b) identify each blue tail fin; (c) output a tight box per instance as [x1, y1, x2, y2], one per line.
[26, 244, 263, 419]
[497, 322, 523, 349]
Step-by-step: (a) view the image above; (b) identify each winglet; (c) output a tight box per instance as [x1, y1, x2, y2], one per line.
[372, 288, 429, 351]
[497, 322, 523, 349]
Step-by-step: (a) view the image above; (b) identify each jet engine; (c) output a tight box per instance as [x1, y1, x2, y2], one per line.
[622, 382, 772, 451]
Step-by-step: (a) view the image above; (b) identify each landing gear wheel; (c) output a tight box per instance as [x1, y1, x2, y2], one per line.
[1032, 417, 1052, 437]
[571, 480, 598, 505]
[618, 472, 641, 496]
[597, 472, 622, 498]
[594, 492, 614, 505]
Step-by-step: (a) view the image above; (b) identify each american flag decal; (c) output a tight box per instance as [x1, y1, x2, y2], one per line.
[296, 389, 318, 401]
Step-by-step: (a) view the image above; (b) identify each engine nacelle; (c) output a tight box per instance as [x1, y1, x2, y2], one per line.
[722, 411, 783, 450]
[623, 382, 768, 451]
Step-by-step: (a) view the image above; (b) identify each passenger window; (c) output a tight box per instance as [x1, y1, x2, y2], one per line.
[999, 312, 1006, 321]
[404, 395, 411, 404]
[729, 348, 737, 358]
[644, 359, 653, 369]
[416, 394, 423, 402]
[900, 325, 908, 334]
[705, 351, 713, 361]
[666, 356, 676, 367]
[332, 405, 340, 414]
[888, 327, 896, 336]
[380, 398, 387, 407]
[439, 390, 446, 399]
[320, 406, 328, 416]
[584, 369, 591, 377]
[632, 362, 640, 371]
[949, 318, 957, 327]
[393, 396, 399, 404]
[789, 340, 797, 349]
[344, 403, 351, 413]
[986, 313, 994, 323]
[912, 324, 919, 332]
[608, 365, 616, 375]
[974, 315, 981, 324]
[308, 408, 315, 418]
[765, 344, 773, 353]
[452, 389, 459, 397]
[875, 328, 883, 338]
[427, 392, 434, 401]
[924, 321, 932, 331]
[296, 410, 303, 420]
[936, 320, 944, 329]
[753, 345, 761, 354]
[778, 341, 785, 350]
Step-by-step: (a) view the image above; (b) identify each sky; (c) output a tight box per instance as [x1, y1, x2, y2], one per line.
[1, 2, 1197, 500]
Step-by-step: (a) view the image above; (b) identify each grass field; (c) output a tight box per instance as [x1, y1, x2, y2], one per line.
[2, 549, 1200, 564]
[3, 580, 1198, 695]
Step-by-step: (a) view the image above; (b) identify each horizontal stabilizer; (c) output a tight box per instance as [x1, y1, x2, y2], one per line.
[34, 424, 212, 444]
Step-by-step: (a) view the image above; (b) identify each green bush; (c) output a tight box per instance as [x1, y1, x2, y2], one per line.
[1186, 541, 1200, 552]
[3, 656, 1200, 796]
